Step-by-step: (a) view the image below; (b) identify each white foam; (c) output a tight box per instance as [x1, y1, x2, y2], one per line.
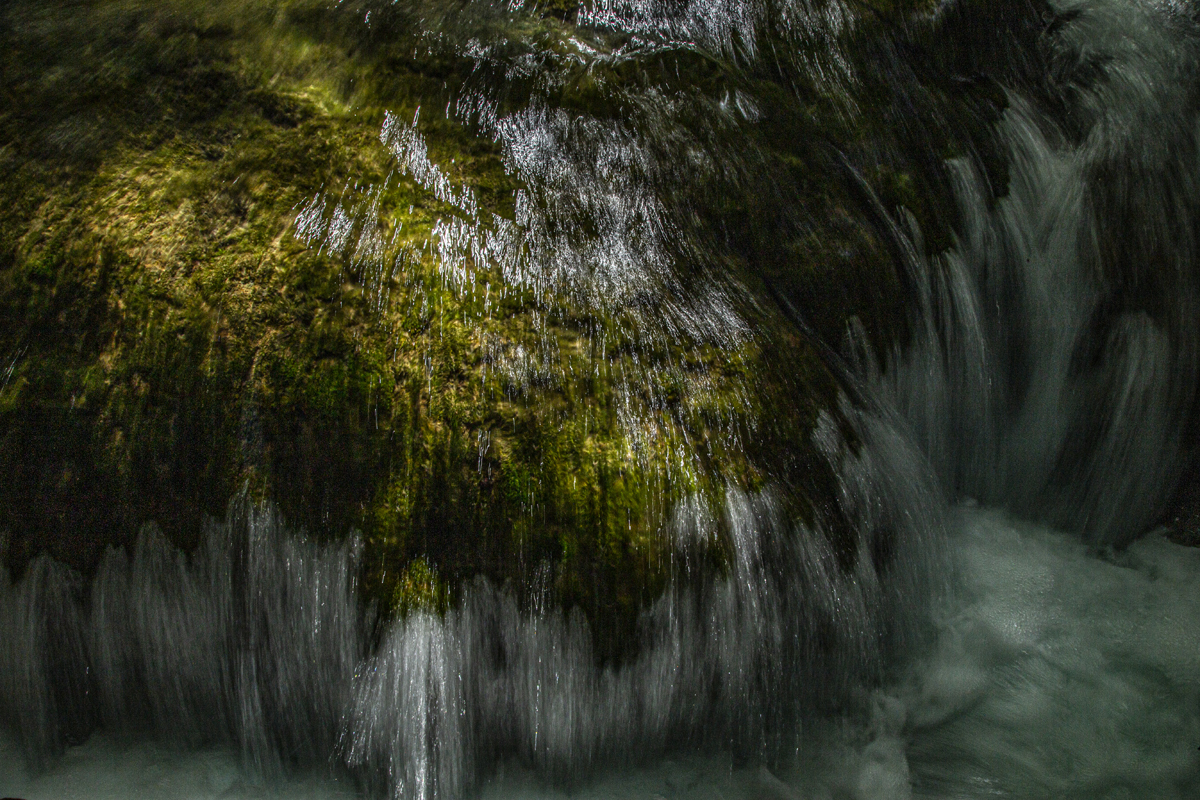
[902, 507, 1200, 798]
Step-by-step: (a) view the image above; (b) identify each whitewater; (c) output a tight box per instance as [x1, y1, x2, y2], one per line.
[3, 0, 1200, 797]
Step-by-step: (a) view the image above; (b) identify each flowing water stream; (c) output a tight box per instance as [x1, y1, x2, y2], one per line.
[3, 0, 1200, 797]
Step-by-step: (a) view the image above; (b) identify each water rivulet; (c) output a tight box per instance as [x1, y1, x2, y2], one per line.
[2, 0, 1200, 798]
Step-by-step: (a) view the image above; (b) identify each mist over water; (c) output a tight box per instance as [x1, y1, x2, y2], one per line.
[4, 0, 1200, 797]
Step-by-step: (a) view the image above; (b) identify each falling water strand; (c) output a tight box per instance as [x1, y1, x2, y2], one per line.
[4, 0, 1200, 797]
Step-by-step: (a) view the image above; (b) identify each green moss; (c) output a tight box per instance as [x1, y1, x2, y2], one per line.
[0, 0, 1040, 659]
[388, 557, 450, 614]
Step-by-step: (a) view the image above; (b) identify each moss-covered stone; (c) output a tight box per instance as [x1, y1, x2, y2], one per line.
[0, 1, 722, 650]
[0, 0, 1069, 657]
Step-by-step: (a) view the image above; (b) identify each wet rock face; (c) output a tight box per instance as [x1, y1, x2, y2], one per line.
[1, 0, 1149, 652]
[0, 0, 693, 634]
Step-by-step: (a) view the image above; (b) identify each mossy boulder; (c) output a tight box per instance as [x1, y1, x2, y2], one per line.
[0, 0, 1063, 651]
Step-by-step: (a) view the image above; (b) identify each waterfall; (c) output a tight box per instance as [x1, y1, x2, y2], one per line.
[874, 37, 1200, 544]
[0, 415, 947, 797]
[3, 0, 1200, 797]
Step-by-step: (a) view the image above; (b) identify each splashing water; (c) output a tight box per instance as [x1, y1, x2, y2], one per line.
[864, 0, 1200, 547]
[0, 411, 946, 798]
[4, 0, 1200, 797]
[3, 501, 1198, 799]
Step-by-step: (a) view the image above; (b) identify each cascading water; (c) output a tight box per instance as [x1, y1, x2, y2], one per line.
[860, 0, 1200, 794]
[873, 9, 1200, 544]
[0, 424, 949, 798]
[3, 0, 1200, 798]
